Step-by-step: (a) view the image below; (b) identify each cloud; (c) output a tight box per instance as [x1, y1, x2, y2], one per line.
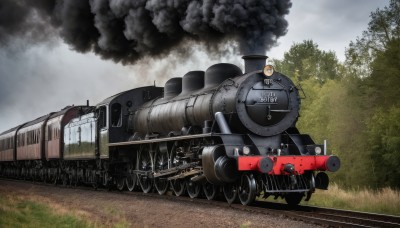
[268, 0, 388, 61]
[0, 0, 292, 63]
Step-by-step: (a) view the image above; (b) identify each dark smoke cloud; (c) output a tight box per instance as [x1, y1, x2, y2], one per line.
[0, 0, 55, 45]
[0, 0, 292, 63]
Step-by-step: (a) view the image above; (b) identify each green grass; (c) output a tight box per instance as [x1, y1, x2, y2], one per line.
[0, 195, 92, 228]
[261, 183, 400, 216]
[301, 183, 400, 216]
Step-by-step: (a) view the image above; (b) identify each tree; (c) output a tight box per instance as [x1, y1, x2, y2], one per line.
[273, 41, 375, 187]
[344, 0, 400, 189]
[367, 107, 400, 187]
[364, 39, 400, 108]
[345, 0, 400, 78]
[273, 40, 341, 84]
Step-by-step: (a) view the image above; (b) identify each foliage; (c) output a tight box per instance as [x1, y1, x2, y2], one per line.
[345, 0, 400, 78]
[274, 1, 400, 190]
[367, 107, 400, 187]
[357, 0, 400, 189]
[274, 41, 371, 187]
[273, 40, 342, 84]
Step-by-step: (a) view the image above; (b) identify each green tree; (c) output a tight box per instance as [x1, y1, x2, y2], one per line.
[274, 40, 342, 84]
[344, 0, 400, 188]
[345, 0, 400, 78]
[364, 39, 400, 109]
[273, 41, 375, 187]
[295, 77, 373, 188]
[367, 107, 400, 187]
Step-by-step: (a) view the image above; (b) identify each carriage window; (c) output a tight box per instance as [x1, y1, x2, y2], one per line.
[111, 103, 122, 127]
[77, 127, 81, 145]
[17, 135, 21, 147]
[48, 125, 52, 140]
[19, 134, 24, 146]
[27, 131, 32, 145]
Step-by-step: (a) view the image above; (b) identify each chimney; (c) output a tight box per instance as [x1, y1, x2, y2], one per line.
[242, 55, 268, 73]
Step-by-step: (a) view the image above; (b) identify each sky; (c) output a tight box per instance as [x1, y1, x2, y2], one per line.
[0, 0, 389, 132]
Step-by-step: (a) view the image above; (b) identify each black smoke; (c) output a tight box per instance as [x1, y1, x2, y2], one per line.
[0, 0, 292, 64]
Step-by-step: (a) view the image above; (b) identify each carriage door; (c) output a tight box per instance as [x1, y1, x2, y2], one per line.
[97, 106, 109, 158]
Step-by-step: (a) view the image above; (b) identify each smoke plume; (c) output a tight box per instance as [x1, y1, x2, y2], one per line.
[0, 0, 292, 63]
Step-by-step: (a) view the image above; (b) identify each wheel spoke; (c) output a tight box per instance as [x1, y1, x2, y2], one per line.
[138, 147, 153, 193]
[203, 182, 217, 200]
[186, 179, 201, 198]
[223, 183, 238, 204]
[154, 151, 169, 195]
[171, 179, 185, 196]
[125, 174, 136, 192]
[238, 173, 257, 205]
[103, 171, 110, 187]
[116, 177, 126, 191]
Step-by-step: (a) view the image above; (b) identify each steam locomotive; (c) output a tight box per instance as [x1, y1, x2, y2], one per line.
[0, 55, 340, 205]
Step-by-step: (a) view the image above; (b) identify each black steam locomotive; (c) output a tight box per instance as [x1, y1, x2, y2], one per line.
[0, 55, 340, 205]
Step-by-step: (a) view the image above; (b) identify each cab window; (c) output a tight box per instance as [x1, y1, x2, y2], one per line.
[97, 106, 107, 129]
[111, 103, 122, 127]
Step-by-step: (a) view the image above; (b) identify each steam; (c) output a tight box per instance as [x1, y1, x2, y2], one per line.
[0, 0, 292, 63]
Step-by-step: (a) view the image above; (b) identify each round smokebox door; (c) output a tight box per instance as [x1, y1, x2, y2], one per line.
[245, 81, 289, 126]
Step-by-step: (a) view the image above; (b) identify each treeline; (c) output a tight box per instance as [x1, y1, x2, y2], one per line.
[273, 0, 400, 189]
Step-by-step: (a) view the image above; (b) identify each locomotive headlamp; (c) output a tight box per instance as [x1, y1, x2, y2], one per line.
[263, 65, 274, 77]
[243, 146, 251, 155]
[315, 146, 322, 155]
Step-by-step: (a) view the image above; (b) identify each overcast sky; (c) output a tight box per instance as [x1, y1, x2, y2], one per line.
[0, 0, 389, 132]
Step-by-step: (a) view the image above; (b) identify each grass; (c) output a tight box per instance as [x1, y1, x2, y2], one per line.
[262, 183, 400, 216]
[301, 183, 400, 216]
[0, 194, 91, 228]
[0, 188, 134, 228]
[0, 193, 134, 228]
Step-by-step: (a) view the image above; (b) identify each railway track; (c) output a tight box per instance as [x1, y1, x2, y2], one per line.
[291, 204, 400, 228]
[1, 178, 399, 227]
[248, 201, 400, 228]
